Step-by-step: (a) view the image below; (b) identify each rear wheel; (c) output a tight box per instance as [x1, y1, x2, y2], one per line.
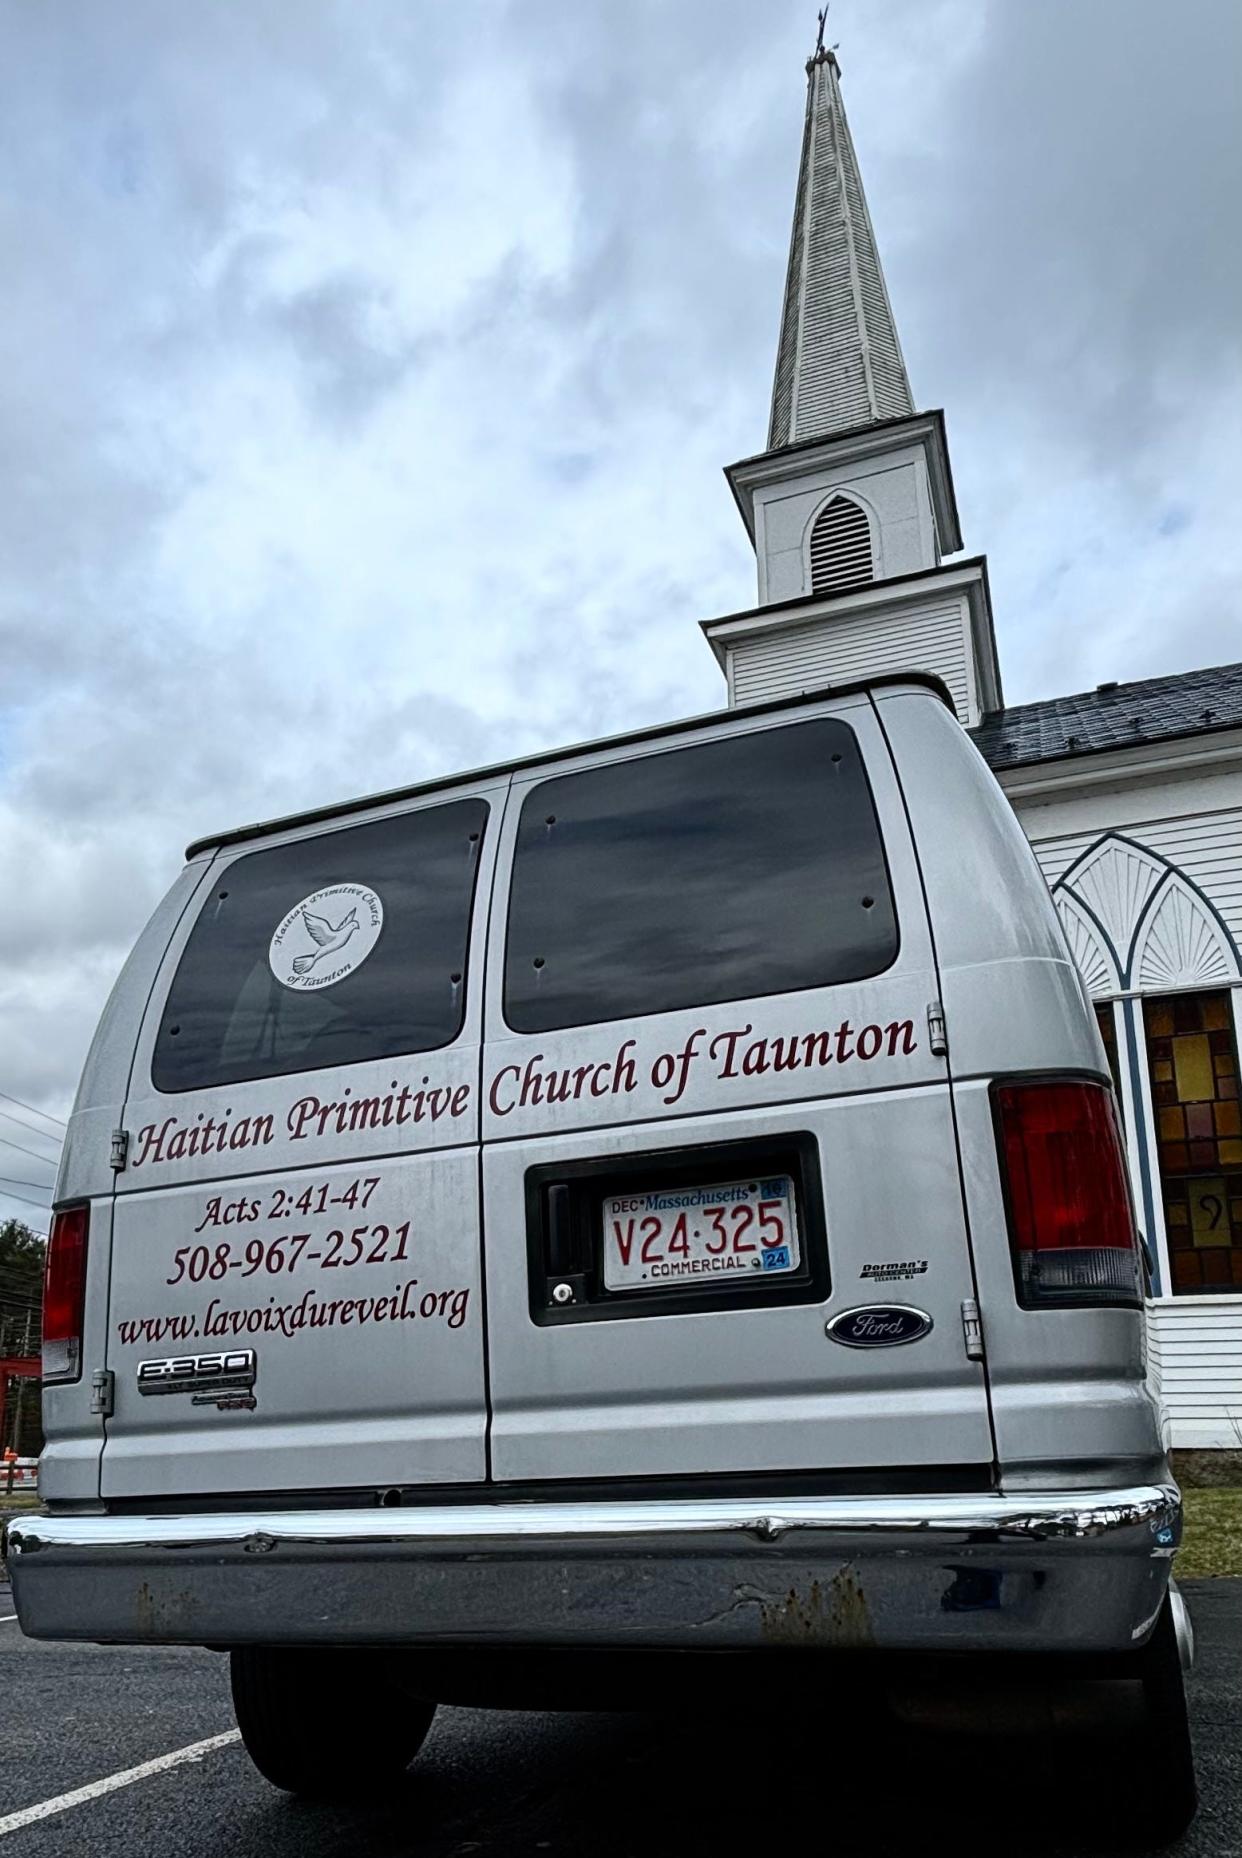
[1123, 1596, 1197, 1848]
[230, 1647, 436, 1798]
[882, 1596, 1196, 1849]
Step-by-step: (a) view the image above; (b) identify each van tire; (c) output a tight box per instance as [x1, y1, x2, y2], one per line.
[230, 1647, 436, 1798]
[1124, 1597, 1197, 1847]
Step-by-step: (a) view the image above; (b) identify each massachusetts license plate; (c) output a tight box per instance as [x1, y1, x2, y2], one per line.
[602, 1175, 800, 1292]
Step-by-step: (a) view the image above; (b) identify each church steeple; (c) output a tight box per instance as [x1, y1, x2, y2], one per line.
[707, 24, 1001, 726]
[769, 38, 914, 448]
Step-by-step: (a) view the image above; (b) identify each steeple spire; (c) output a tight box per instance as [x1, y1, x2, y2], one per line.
[768, 31, 914, 448]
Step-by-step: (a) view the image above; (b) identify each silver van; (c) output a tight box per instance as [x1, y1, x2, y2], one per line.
[9, 676, 1195, 1838]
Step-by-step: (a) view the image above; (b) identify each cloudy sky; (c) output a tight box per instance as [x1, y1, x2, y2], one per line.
[1, 0, 1239, 1223]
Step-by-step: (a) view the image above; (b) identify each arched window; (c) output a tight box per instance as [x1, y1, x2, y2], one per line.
[808, 494, 873, 595]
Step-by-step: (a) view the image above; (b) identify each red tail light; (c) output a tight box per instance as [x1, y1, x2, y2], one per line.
[995, 1080, 1143, 1308]
[43, 1205, 89, 1381]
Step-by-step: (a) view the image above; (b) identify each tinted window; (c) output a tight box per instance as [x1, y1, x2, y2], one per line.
[154, 800, 487, 1092]
[504, 720, 896, 1033]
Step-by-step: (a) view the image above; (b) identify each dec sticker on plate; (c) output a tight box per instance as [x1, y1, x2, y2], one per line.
[602, 1176, 799, 1292]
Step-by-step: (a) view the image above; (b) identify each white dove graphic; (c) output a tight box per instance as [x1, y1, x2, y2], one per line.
[291, 905, 359, 975]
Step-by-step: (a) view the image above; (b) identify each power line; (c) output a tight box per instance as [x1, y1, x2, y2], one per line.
[0, 1184, 52, 1211]
[0, 1090, 66, 1132]
[0, 1104, 64, 1147]
[0, 1134, 58, 1171]
[0, 1176, 54, 1196]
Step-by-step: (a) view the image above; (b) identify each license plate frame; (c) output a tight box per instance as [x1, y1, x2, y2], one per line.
[525, 1134, 829, 1326]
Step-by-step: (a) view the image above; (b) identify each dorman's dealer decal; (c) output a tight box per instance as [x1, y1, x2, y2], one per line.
[269, 884, 383, 992]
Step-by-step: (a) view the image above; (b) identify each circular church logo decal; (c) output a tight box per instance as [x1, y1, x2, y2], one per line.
[269, 884, 384, 992]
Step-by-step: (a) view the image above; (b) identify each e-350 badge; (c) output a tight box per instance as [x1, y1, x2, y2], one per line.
[136, 1348, 257, 1410]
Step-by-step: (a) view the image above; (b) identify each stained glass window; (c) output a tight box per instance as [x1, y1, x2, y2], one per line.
[1144, 991, 1242, 1295]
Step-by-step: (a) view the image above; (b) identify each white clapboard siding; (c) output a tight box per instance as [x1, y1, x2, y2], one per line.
[729, 599, 970, 720]
[1146, 1303, 1163, 1403]
[1032, 835, 1097, 889]
[1159, 1350, 1242, 1364]
[1147, 1297, 1242, 1447]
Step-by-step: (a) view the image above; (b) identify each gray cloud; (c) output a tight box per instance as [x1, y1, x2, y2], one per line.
[0, 0, 1237, 1219]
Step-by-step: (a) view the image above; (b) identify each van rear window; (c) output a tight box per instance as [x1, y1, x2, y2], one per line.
[504, 719, 896, 1033]
[153, 800, 487, 1092]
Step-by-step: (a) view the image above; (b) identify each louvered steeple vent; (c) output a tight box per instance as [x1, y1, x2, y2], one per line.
[809, 495, 873, 593]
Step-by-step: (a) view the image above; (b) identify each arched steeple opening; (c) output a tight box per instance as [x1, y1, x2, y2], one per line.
[808, 493, 873, 594]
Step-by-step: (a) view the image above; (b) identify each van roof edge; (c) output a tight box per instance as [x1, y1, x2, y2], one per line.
[184, 672, 954, 860]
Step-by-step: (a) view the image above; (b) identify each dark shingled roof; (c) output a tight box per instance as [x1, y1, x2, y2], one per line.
[970, 661, 1242, 771]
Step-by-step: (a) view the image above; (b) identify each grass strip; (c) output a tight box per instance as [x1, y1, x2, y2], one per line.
[1177, 1486, 1242, 1577]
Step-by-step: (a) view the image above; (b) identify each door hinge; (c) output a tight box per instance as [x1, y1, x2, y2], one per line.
[960, 1297, 984, 1362]
[90, 1369, 115, 1418]
[927, 1000, 948, 1057]
[110, 1127, 129, 1172]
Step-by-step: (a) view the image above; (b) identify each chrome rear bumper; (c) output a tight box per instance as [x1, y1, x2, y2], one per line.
[7, 1484, 1181, 1656]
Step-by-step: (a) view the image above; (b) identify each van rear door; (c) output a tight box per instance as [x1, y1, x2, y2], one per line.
[101, 787, 501, 1499]
[480, 695, 994, 1482]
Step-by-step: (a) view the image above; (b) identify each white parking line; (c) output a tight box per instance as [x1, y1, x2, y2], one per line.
[0, 1618, 17, 1625]
[0, 1731, 241, 1838]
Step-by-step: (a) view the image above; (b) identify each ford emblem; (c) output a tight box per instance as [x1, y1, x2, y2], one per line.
[825, 1305, 933, 1348]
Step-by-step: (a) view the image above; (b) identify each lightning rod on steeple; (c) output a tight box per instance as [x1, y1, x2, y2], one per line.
[811, 7, 839, 68]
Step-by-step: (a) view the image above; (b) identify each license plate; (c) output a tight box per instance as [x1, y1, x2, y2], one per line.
[602, 1175, 800, 1292]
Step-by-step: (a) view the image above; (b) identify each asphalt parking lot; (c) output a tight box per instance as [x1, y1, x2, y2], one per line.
[0, 1578, 1238, 1857]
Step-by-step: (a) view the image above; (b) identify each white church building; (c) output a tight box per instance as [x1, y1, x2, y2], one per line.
[702, 38, 1242, 1452]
